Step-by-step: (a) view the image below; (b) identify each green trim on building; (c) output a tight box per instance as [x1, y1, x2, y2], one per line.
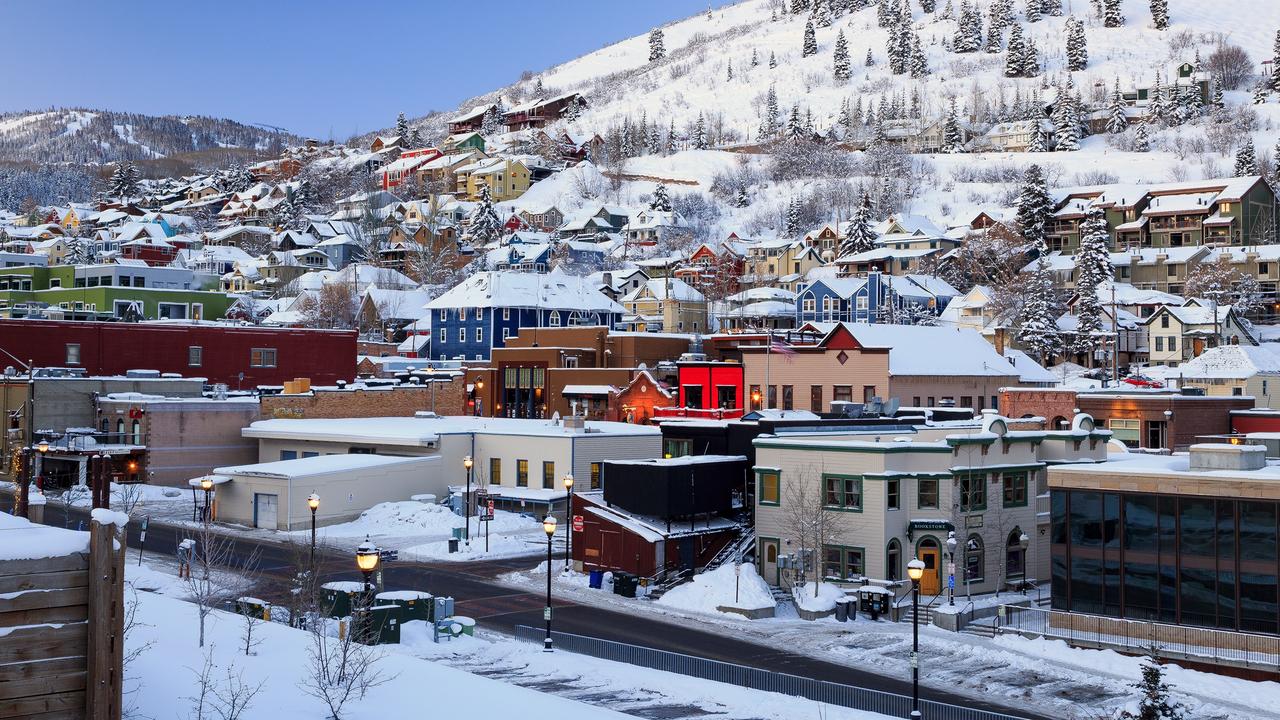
[753, 439, 952, 454]
[755, 468, 781, 507]
[820, 473, 863, 513]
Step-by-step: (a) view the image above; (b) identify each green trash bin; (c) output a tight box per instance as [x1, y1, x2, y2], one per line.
[453, 615, 475, 636]
[375, 590, 434, 622]
[321, 581, 366, 618]
[368, 604, 401, 645]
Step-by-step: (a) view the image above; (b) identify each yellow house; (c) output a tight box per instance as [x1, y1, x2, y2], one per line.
[456, 159, 530, 202]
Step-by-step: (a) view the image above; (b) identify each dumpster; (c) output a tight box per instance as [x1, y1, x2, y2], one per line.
[368, 604, 401, 645]
[613, 572, 637, 598]
[588, 570, 604, 589]
[448, 538, 459, 553]
[375, 590, 433, 622]
[834, 597, 849, 622]
[321, 581, 366, 618]
[229, 596, 271, 621]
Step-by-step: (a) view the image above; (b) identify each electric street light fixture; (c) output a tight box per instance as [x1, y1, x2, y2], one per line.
[463, 455, 474, 545]
[355, 536, 381, 644]
[542, 515, 557, 652]
[906, 558, 926, 720]
[307, 493, 320, 568]
[200, 476, 213, 523]
[563, 474, 574, 571]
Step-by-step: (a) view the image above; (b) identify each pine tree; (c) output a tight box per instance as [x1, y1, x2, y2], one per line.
[834, 30, 852, 80]
[1103, 0, 1123, 27]
[693, 113, 709, 149]
[785, 197, 802, 237]
[1018, 257, 1063, 364]
[787, 105, 805, 138]
[839, 192, 877, 256]
[395, 112, 410, 143]
[792, 0, 810, 14]
[803, 20, 818, 57]
[942, 98, 965, 153]
[985, 21, 1003, 53]
[727, 61, 734, 81]
[765, 86, 781, 137]
[1119, 658, 1186, 720]
[1042, 0, 1063, 16]
[1253, 81, 1270, 105]
[1025, 0, 1040, 23]
[1107, 79, 1129, 134]
[667, 118, 678, 153]
[735, 186, 750, 208]
[407, 127, 423, 149]
[1005, 24, 1027, 77]
[1150, 0, 1169, 30]
[954, 1, 980, 52]
[877, 0, 892, 27]
[468, 185, 502, 244]
[770, 51, 778, 68]
[751, 49, 759, 67]
[482, 104, 504, 136]
[1027, 122, 1048, 152]
[1073, 205, 1110, 360]
[649, 28, 666, 62]
[1065, 17, 1088, 70]
[1272, 29, 1280, 92]
[921, 0, 936, 13]
[1020, 35, 1040, 76]
[109, 161, 139, 201]
[650, 183, 673, 212]
[909, 32, 929, 78]
[1133, 122, 1151, 151]
[994, 0, 1016, 28]
[813, 0, 833, 26]
[1016, 164, 1053, 252]
[1148, 74, 1168, 123]
[1053, 81, 1080, 151]
[866, 48, 875, 66]
[1235, 139, 1258, 176]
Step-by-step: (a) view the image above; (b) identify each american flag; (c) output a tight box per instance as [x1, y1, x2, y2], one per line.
[769, 336, 796, 357]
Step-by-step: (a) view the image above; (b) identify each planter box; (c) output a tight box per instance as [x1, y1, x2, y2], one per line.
[715, 605, 776, 620]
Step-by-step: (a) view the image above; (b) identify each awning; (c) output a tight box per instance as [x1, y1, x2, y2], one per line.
[561, 384, 616, 396]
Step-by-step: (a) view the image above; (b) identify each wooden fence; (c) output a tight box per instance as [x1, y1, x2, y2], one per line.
[0, 517, 125, 720]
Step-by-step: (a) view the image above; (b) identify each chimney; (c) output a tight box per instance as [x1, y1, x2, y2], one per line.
[993, 327, 1007, 355]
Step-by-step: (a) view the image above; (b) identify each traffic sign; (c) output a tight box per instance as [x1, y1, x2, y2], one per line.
[572, 514, 584, 532]
[479, 498, 495, 521]
[947, 562, 955, 575]
[948, 574, 955, 590]
[544, 607, 552, 621]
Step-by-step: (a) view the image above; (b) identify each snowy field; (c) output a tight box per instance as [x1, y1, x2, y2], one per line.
[501, 564, 1280, 720]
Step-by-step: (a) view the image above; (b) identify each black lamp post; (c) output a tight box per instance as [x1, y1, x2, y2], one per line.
[906, 558, 925, 720]
[542, 515, 556, 652]
[355, 536, 380, 642]
[307, 493, 320, 569]
[946, 531, 957, 607]
[200, 476, 213, 524]
[562, 473, 574, 571]
[463, 455, 473, 545]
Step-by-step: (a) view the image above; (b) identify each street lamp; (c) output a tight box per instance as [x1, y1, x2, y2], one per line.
[463, 455, 474, 545]
[906, 558, 926, 720]
[200, 476, 213, 523]
[355, 536, 381, 643]
[1018, 531, 1030, 594]
[542, 515, 557, 652]
[475, 379, 484, 416]
[426, 363, 436, 413]
[562, 474, 574, 571]
[946, 531, 957, 606]
[307, 493, 320, 568]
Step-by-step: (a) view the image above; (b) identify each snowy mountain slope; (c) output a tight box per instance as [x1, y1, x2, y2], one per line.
[424, 0, 1280, 240]
[0, 107, 299, 164]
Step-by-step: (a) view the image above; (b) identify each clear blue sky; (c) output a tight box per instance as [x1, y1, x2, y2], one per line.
[0, 0, 708, 139]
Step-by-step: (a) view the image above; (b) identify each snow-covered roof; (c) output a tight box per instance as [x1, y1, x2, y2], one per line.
[216, 453, 436, 480]
[426, 271, 624, 313]
[727, 287, 796, 303]
[1002, 349, 1057, 384]
[243, 415, 658, 446]
[623, 278, 705, 303]
[808, 322, 1022, 378]
[1177, 345, 1280, 380]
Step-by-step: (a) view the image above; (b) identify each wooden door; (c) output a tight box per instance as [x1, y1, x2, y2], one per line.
[918, 547, 941, 596]
[760, 538, 780, 586]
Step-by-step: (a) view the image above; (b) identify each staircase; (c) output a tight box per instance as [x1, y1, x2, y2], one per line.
[703, 528, 755, 574]
[901, 604, 937, 627]
[645, 568, 691, 601]
[962, 618, 1000, 638]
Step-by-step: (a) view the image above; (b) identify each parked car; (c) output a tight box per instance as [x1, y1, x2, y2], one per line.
[1122, 375, 1164, 389]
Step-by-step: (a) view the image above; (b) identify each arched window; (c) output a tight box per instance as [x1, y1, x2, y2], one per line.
[1006, 528, 1027, 580]
[131, 420, 142, 446]
[549, 310, 561, 327]
[886, 538, 901, 581]
[965, 534, 985, 583]
[116, 419, 125, 438]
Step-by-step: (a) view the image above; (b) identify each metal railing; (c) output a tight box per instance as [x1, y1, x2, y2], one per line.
[996, 605, 1280, 670]
[514, 625, 1031, 720]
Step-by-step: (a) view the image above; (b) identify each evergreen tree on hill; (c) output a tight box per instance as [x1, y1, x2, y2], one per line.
[834, 30, 852, 81]
[1103, 0, 1124, 27]
[1235, 139, 1258, 176]
[395, 112, 410, 144]
[1015, 163, 1052, 252]
[1065, 17, 1088, 70]
[1106, 79, 1129, 134]
[1072, 205, 1111, 360]
[1149, 0, 1169, 30]
[803, 20, 818, 57]
[839, 192, 877, 257]
[650, 183, 673, 212]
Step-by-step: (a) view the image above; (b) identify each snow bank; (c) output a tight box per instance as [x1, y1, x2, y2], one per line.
[656, 563, 775, 614]
[319, 500, 538, 539]
[90, 507, 130, 528]
[793, 582, 846, 613]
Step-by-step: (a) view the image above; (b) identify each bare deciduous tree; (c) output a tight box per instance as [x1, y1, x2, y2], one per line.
[299, 616, 393, 720]
[778, 464, 835, 598]
[180, 523, 260, 648]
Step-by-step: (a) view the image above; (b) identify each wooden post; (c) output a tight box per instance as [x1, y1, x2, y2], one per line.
[86, 517, 125, 720]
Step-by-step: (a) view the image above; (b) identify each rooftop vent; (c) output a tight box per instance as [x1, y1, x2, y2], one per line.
[1188, 443, 1266, 472]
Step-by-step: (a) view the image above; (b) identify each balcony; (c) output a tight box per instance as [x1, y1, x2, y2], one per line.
[653, 406, 746, 420]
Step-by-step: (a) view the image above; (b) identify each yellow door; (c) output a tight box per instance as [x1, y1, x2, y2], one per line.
[918, 547, 941, 596]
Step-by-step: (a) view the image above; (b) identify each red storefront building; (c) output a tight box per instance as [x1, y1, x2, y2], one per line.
[0, 319, 356, 387]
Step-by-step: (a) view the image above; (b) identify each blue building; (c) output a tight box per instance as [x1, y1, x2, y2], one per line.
[796, 272, 959, 325]
[424, 271, 624, 361]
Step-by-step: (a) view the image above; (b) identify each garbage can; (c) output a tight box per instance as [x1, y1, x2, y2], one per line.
[834, 597, 849, 622]
[448, 538, 459, 553]
[613, 572, 637, 598]
[321, 581, 364, 618]
[453, 615, 476, 636]
[368, 604, 401, 645]
[588, 570, 604, 589]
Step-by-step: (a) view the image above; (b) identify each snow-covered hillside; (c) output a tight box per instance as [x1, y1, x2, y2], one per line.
[432, 0, 1280, 238]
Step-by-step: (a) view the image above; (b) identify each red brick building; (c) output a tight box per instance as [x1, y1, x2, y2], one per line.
[0, 319, 356, 387]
